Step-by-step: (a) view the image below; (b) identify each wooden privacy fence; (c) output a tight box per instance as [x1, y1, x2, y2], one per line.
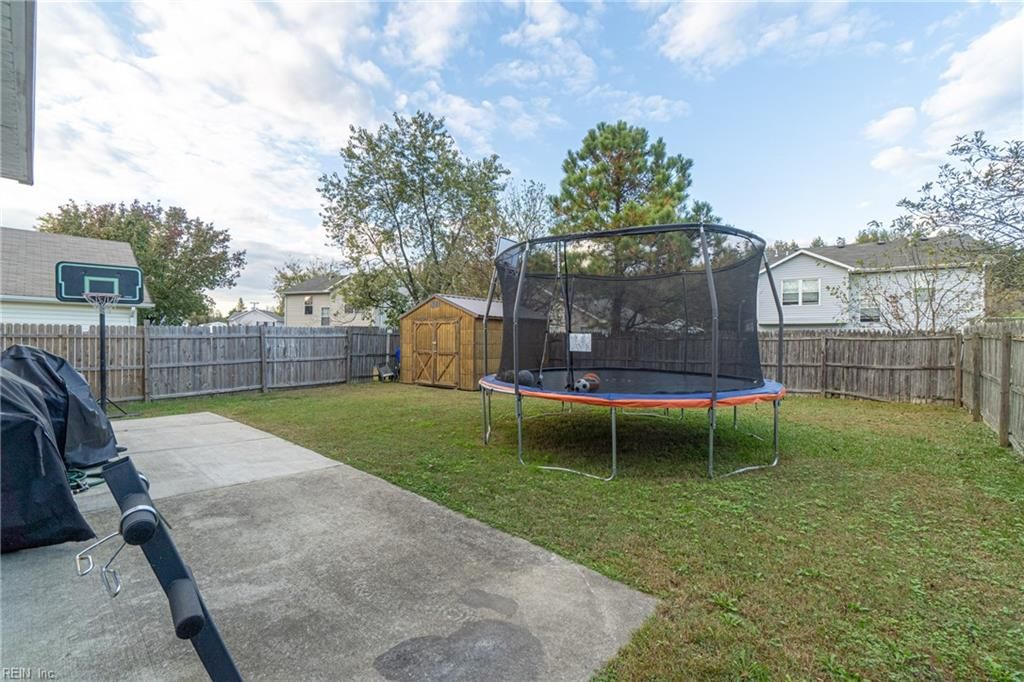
[758, 330, 961, 404]
[1, 323, 398, 402]
[961, 319, 1024, 452]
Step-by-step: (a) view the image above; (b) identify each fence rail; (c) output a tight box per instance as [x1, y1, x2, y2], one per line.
[1, 323, 398, 402]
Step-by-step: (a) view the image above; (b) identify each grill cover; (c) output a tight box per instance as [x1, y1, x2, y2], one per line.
[1, 345, 117, 468]
[1, 368, 94, 553]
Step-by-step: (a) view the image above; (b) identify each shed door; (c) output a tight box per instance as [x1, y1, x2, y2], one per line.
[412, 319, 460, 388]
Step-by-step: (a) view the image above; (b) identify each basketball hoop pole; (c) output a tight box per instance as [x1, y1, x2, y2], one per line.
[99, 303, 108, 410]
[84, 293, 129, 416]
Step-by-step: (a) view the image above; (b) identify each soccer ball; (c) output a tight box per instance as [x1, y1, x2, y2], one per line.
[574, 372, 602, 393]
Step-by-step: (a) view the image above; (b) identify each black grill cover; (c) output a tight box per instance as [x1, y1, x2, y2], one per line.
[1, 368, 95, 553]
[1, 345, 118, 468]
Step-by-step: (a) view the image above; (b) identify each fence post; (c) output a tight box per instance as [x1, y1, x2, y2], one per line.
[820, 335, 828, 397]
[999, 330, 1011, 447]
[143, 320, 152, 402]
[259, 325, 268, 393]
[972, 334, 982, 422]
[345, 330, 353, 384]
[952, 332, 963, 408]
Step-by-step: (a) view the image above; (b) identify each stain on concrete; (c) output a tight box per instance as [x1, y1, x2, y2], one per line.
[460, 589, 518, 617]
[374, 619, 544, 681]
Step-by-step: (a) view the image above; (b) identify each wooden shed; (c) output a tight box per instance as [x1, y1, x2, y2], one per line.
[399, 294, 504, 391]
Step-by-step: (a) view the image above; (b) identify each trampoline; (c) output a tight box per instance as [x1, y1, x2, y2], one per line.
[478, 223, 786, 480]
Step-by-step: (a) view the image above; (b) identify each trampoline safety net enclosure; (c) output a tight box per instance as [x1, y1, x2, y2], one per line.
[480, 223, 785, 480]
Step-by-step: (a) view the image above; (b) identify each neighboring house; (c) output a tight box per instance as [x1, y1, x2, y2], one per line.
[227, 308, 283, 327]
[0, 226, 154, 326]
[756, 236, 985, 332]
[281, 276, 383, 327]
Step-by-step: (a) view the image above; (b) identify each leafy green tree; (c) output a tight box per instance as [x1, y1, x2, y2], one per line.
[187, 302, 225, 326]
[551, 121, 694, 233]
[319, 111, 508, 322]
[38, 200, 246, 324]
[229, 297, 246, 315]
[499, 179, 554, 243]
[766, 240, 800, 262]
[810, 236, 826, 248]
[551, 121, 727, 331]
[856, 227, 895, 244]
[271, 257, 343, 314]
[887, 131, 1024, 290]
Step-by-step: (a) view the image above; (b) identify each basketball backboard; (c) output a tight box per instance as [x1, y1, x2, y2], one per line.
[55, 262, 144, 305]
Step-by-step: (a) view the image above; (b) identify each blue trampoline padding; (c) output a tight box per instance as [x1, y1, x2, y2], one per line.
[479, 374, 785, 409]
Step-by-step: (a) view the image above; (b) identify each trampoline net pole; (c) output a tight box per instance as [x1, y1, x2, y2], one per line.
[699, 225, 720, 478]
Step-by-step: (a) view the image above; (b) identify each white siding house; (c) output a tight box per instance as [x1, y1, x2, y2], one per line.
[0, 227, 153, 326]
[227, 308, 283, 327]
[281, 276, 384, 327]
[757, 237, 985, 331]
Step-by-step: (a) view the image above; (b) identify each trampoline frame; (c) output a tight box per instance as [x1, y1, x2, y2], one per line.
[480, 222, 786, 480]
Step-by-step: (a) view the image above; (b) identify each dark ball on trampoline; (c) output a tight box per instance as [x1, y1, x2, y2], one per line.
[517, 370, 536, 387]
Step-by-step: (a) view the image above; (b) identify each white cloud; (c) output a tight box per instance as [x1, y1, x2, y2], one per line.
[1, 2, 377, 310]
[405, 82, 562, 155]
[588, 86, 690, 123]
[382, 2, 473, 70]
[894, 40, 915, 55]
[486, 2, 598, 91]
[921, 12, 1023, 147]
[866, 13, 1023, 178]
[863, 107, 917, 143]
[869, 146, 914, 173]
[648, 2, 878, 76]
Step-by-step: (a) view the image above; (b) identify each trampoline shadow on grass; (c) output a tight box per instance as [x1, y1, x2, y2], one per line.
[487, 402, 781, 481]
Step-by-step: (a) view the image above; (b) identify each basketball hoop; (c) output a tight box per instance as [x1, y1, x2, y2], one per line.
[83, 292, 122, 312]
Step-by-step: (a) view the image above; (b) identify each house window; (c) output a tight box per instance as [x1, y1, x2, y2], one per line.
[304, 296, 313, 315]
[859, 305, 881, 323]
[782, 278, 820, 306]
[320, 307, 331, 326]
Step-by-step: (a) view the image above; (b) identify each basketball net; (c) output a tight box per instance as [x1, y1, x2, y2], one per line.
[83, 292, 122, 312]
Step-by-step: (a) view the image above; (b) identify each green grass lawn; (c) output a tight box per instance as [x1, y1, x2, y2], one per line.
[129, 383, 1023, 680]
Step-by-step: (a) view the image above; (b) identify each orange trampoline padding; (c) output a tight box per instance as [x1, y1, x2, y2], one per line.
[479, 375, 785, 409]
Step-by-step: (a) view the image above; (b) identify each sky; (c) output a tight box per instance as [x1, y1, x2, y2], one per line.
[1, 2, 1021, 313]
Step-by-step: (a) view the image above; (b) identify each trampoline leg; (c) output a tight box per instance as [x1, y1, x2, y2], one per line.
[482, 389, 493, 444]
[707, 407, 716, 479]
[732, 405, 738, 429]
[610, 407, 618, 480]
[515, 394, 525, 466]
[716, 399, 783, 479]
[772, 399, 780, 463]
[481, 389, 487, 444]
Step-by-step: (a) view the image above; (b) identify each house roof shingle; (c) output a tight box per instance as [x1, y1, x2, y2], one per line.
[0, 226, 152, 304]
[227, 308, 283, 323]
[281, 276, 345, 295]
[775, 235, 972, 271]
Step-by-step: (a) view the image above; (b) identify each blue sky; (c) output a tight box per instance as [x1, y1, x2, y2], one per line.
[1, 2, 1020, 312]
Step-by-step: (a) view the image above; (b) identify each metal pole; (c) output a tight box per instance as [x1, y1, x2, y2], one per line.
[99, 305, 108, 411]
[610, 407, 618, 480]
[512, 244, 531, 466]
[762, 253, 784, 382]
[560, 240, 573, 389]
[482, 267, 497, 381]
[699, 225, 719, 478]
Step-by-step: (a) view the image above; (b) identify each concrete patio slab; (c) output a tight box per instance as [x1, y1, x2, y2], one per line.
[1, 414, 656, 681]
[75, 412, 339, 513]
